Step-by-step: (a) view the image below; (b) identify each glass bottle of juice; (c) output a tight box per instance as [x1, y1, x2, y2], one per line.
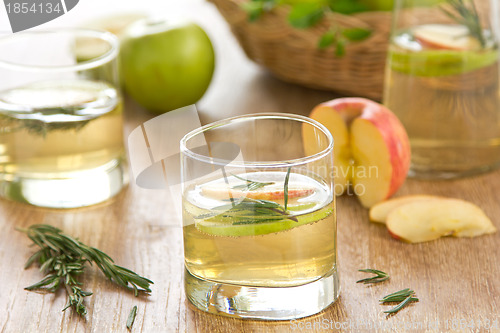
[384, 0, 500, 178]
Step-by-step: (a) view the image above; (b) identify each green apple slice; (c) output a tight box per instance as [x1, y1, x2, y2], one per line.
[389, 48, 498, 77]
[195, 204, 333, 237]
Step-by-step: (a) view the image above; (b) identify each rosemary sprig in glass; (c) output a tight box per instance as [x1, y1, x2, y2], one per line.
[230, 173, 275, 191]
[201, 168, 296, 225]
[203, 197, 298, 225]
[284, 166, 291, 210]
[18, 224, 153, 316]
[0, 107, 91, 137]
[441, 0, 486, 48]
[356, 268, 390, 284]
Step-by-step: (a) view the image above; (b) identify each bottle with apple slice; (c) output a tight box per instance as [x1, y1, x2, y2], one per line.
[384, 0, 500, 179]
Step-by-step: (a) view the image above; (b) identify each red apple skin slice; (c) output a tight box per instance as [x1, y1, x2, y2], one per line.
[201, 185, 315, 201]
[369, 195, 442, 224]
[386, 199, 497, 243]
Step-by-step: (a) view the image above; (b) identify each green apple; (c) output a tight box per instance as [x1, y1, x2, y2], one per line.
[120, 19, 215, 113]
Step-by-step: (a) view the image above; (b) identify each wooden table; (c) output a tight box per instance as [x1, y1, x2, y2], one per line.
[1, 1, 500, 332]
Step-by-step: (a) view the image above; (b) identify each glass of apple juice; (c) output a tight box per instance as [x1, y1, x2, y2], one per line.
[384, 0, 500, 179]
[0, 29, 127, 208]
[180, 113, 338, 320]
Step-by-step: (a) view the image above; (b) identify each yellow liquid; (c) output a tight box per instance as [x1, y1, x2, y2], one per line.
[0, 79, 125, 206]
[384, 28, 500, 177]
[183, 172, 336, 288]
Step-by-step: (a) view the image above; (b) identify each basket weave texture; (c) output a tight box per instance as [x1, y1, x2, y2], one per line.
[209, 0, 393, 100]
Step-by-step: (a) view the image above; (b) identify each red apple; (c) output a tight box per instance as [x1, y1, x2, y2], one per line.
[414, 24, 480, 51]
[303, 97, 410, 207]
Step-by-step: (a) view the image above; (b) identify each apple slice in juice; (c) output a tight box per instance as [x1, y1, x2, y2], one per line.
[185, 171, 333, 237]
[389, 24, 498, 77]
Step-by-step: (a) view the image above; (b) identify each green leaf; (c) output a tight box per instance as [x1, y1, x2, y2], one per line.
[335, 39, 346, 56]
[288, 3, 325, 28]
[327, 0, 368, 14]
[242, 2, 265, 21]
[342, 27, 372, 41]
[318, 30, 336, 49]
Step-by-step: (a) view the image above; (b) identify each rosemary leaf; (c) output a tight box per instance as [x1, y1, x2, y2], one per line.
[284, 166, 291, 211]
[356, 268, 390, 284]
[127, 305, 138, 330]
[230, 173, 275, 191]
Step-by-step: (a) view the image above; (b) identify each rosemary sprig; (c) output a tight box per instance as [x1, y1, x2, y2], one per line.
[230, 173, 275, 191]
[284, 166, 291, 210]
[441, 0, 486, 48]
[0, 109, 91, 137]
[18, 224, 153, 316]
[380, 288, 415, 302]
[383, 295, 419, 315]
[356, 268, 390, 284]
[127, 305, 138, 330]
[204, 197, 298, 224]
[380, 288, 419, 315]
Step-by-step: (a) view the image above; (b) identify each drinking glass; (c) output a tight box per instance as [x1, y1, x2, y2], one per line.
[180, 113, 338, 320]
[383, 0, 500, 179]
[0, 29, 127, 208]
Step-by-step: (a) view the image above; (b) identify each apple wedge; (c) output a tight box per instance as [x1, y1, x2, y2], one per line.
[201, 184, 314, 201]
[369, 195, 442, 223]
[414, 24, 480, 51]
[386, 199, 497, 243]
[304, 98, 411, 207]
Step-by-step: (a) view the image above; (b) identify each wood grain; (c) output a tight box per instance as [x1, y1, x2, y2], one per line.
[1, 1, 500, 332]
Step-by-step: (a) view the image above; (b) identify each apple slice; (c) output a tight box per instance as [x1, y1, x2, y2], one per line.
[369, 195, 442, 223]
[414, 24, 481, 51]
[196, 205, 333, 237]
[386, 199, 497, 243]
[201, 183, 315, 201]
[304, 98, 410, 208]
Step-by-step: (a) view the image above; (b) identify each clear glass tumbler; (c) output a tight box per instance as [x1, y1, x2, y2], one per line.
[0, 29, 127, 208]
[180, 113, 339, 320]
[384, 0, 500, 179]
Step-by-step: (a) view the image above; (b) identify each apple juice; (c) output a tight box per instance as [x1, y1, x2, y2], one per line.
[384, 25, 500, 177]
[0, 79, 124, 204]
[183, 171, 336, 288]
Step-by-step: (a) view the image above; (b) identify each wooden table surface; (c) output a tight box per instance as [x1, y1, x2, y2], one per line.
[1, 1, 500, 332]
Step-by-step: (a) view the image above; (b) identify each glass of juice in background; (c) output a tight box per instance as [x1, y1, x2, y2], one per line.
[384, 0, 500, 179]
[181, 113, 338, 320]
[0, 29, 127, 208]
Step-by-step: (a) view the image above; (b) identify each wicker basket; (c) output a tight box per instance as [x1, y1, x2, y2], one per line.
[208, 0, 393, 100]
